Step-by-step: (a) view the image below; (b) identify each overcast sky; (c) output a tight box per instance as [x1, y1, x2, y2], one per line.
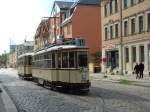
[0, 0, 55, 54]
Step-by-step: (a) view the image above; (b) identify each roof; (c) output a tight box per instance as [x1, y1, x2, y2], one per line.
[34, 45, 88, 55]
[24, 41, 34, 46]
[72, 0, 100, 8]
[55, 1, 74, 9]
[18, 53, 34, 59]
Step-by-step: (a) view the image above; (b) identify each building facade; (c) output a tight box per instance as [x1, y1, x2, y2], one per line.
[16, 40, 34, 56]
[50, 1, 74, 44]
[34, 1, 74, 51]
[101, 0, 150, 75]
[8, 40, 34, 68]
[8, 52, 17, 68]
[34, 19, 50, 51]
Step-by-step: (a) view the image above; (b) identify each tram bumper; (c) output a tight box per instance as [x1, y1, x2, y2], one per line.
[58, 80, 91, 91]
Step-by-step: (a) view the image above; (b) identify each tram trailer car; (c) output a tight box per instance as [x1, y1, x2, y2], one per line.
[18, 53, 33, 79]
[32, 45, 90, 92]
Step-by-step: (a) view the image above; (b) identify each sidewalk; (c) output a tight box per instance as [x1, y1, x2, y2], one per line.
[0, 85, 18, 112]
[0, 88, 6, 112]
[90, 73, 150, 87]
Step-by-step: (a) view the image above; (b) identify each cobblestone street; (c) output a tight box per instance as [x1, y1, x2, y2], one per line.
[1, 68, 150, 112]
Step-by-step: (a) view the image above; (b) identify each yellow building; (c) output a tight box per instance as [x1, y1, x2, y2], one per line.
[101, 0, 150, 75]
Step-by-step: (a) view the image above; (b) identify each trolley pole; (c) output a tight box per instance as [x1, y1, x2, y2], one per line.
[120, 0, 123, 75]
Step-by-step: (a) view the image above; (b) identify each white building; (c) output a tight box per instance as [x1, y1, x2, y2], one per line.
[101, 0, 150, 75]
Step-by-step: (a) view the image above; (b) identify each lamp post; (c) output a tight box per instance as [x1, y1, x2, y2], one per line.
[120, 0, 123, 75]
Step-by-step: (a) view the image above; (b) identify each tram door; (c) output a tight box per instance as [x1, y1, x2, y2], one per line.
[56, 52, 61, 81]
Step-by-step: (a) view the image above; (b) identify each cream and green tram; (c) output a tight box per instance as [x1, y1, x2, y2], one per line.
[32, 45, 90, 91]
[18, 53, 33, 79]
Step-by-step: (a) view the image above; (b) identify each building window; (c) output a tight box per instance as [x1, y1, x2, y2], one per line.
[114, 0, 118, 12]
[140, 46, 144, 62]
[125, 48, 129, 63]
[110, 1, 113, 14]
[105, 27, 108, 40]
[123, 0, 128, 9]
[132, 47, 136, 62]
[139, 15, 144, 33]
[115, 23, 118, 37]
[110, 25, 113, 39]
[124, 20, 128, 36]
[67, 24, 70, 34]
[131, 18, 136, 34]
[104, 5, 107, 17]
[147, 13, 150, 31]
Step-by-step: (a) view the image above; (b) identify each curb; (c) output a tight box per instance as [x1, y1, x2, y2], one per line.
[0, 85, 18, 112]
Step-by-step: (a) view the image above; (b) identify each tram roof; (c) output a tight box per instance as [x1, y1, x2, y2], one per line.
[34, 45, 88, 55]
[18, 52, 34, 59]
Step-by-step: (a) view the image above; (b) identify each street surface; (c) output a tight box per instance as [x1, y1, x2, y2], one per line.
[0, 68, 150, 112]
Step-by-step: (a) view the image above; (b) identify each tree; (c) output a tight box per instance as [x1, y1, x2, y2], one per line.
[0, 53, 8, 67]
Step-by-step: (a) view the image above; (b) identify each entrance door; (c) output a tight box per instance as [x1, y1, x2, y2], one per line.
[106, 50, 119, 69]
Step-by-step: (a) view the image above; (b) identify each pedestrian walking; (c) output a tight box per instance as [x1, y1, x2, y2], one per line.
[134, 63, 139, 79]
[139, 62, 144, 79]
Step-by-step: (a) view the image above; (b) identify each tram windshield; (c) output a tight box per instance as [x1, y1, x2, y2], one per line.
[78, 51, 88, 67]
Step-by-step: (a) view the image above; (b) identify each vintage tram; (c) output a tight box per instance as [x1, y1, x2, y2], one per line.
[32, 39, 90, 92]
[18, 53, 33, 79]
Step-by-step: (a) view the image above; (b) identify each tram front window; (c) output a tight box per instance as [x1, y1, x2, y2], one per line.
[69, 52, 75, 68]
[78, 52, 88, 67]
[52, 53, 55, 68]
[62, 52, 68, 68]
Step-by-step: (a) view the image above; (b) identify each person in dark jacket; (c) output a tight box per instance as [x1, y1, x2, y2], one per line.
[134, 63, 139, 79]
[139, 62, 144, 79]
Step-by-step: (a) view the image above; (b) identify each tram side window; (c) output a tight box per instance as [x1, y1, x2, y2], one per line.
[28, 56, 32, 65]
[25, 56, 28, 65]
[69, 52, 75, 68]
[62, 52, 68, 68]
[47, 53, 52, 68]
[78, 52, 88, 67]
[52, 53, 55, 68]
[57, 53, 61, 68]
